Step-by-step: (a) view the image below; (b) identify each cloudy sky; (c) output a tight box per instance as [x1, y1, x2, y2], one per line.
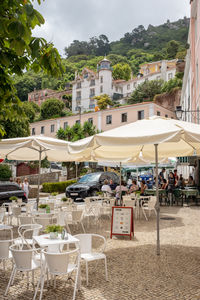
[33, 0, 190, 56]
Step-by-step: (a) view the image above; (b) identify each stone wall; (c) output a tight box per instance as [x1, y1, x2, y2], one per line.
[16, 171, 61, 185]
[154, 88, 181, 112]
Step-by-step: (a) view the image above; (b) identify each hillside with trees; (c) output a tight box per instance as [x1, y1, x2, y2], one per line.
[13, 17, 189, 108]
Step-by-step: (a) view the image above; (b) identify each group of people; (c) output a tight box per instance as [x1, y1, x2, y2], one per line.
[101, 169, 196, 200]
[101, 178, 146, 199]
[10, 177, 30, 199]
[159, 168, 195, 192]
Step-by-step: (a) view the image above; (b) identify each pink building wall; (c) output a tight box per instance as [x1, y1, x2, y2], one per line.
[190, 0, 200, 122]
[30, 103, 175, 138]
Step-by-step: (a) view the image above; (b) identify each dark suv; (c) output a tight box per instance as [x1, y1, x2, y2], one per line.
[0, 182, 27, 205]
[66, 172, 119, 200]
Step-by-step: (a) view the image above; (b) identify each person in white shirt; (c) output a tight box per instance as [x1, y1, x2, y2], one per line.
[22, 177, 30, 200]
[101, 179, 112, 194]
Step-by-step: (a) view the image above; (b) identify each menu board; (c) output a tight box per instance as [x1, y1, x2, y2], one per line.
[110, 206, 134, 240]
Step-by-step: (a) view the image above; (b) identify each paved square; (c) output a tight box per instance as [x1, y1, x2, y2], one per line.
[1, 206, 200, 299]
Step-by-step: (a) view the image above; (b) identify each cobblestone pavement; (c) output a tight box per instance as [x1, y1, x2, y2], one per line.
[1, 206, 200, 300]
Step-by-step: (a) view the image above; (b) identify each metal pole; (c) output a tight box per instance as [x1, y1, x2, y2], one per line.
[154, 144, 160, 255]
[36, 147, 42, 210]
[119, 162, 122, 206]
[75, 162, 78, 180]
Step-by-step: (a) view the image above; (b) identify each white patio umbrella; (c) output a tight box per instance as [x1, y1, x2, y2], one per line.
[0, 135, 88, 207]
[69, 116, 200, 255]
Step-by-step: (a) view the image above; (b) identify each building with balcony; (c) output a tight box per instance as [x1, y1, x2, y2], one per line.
[71, 57, 177, 113]
[28, 87, 72, 106]
[30, 102, 176, 138]
[181, 0, 200, 123]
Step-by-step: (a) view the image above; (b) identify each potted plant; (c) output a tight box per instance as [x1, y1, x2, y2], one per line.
[45, 225, 63, 239]
[38, 204, 50, 213]
[9, 196, 18, 203]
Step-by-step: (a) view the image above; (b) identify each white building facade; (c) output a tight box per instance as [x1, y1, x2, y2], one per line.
[71, 58, 177, 113]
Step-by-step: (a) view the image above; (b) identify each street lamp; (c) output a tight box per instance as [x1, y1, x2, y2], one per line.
[175, 106, 199, 120]
[77, 106, 82, 123]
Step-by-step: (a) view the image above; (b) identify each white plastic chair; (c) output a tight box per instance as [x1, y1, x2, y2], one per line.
[65, 210, 85, 234]
[17, 224, 43, 248]
[74, 234, 108, 286]
[0, 208, 5, 223]
[5, 244, 42, 296]
[0, 228, 13, 271]
[34, 248, 80, 300]
[19, 214, 34, 225]
[11, 206, 21, 225]
[141, 196, 157, 221]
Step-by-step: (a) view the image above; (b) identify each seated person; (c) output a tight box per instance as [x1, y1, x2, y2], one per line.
[187, 175, 195, 187]
[130, 179, 139, 192]
[101, 179, 112, 195]
[176, 174, 185, 189]
[115, 181, 128, 199]
[161, 178, 168, 190]
[140, 180, 147, 196]
[109, 179, 118, 191]
[146, 180, 153, 189]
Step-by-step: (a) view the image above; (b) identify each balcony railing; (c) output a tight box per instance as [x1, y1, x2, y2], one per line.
[76, 96, 81, 100]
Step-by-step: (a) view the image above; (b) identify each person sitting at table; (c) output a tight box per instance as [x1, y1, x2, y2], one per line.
[115, 181, 128, 199]
[101, 179, 112, 195]
[187, 175, 195, 187]
[140, 180, 147, 196]
[161, 179, 168, 190]
[176, 174, 185, 189]
[129, 179, 139, 193]
[146, 180, 153, 189]
[174, 169, 179, 185]
[109, 179, 118, 191]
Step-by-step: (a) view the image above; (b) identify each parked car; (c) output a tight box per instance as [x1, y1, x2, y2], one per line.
[66, 172, 119, 200]
[0, 182, 27, 205]
[50, 162, 62, 170]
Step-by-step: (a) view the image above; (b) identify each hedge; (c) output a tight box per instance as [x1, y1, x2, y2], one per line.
[42, 180, 77, 193]
[0, 164, 12, 181]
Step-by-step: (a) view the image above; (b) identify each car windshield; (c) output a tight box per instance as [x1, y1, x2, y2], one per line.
[78, 173, 101, 183]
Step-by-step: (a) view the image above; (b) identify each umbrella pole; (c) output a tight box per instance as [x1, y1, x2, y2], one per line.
[119, 162, 122, 206]
[36, 147, 42, 210]
[154, 144, 160, 255]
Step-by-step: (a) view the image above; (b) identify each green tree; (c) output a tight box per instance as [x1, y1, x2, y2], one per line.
[22, 102, 35, 122]
[40, 98, 65, 119]
[0, 165, 12, 181]
[161, 77, 182, 93]
[165, 40, 180, 59]
[0, 118, 30, 139]
[93, 94, 113, 110]
[0, 0, 64, 136]
[112, 63, 132, 81]
[128, 80, 163, 104]
[29, 101, 40, 113]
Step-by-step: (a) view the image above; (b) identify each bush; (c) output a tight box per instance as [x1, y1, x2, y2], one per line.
[0, 164, 12, 181]
[42, 180, 77, 193]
